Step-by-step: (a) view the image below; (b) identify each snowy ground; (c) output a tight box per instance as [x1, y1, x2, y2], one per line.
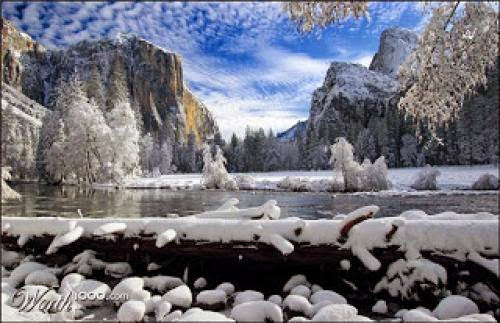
[99, 164, 498, 193]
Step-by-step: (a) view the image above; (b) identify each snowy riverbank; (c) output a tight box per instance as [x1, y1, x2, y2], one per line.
[95, 164, 499, 192]
[2, 204, 499, 321]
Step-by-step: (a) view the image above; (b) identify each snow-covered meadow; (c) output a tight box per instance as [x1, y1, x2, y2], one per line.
[102, 164, 498, 193]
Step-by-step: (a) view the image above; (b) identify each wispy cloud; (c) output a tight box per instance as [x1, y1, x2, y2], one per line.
[2, 1, 427, 139]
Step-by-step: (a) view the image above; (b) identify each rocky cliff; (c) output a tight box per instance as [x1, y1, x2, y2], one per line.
[1, 18, 218, 149]
[300, 27, 497, 167]
[369, 27, 419, 77]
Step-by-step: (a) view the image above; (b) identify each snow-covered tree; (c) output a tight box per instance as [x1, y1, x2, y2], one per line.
[411, 165, 441, 190]
[85, 64, 106, 110]
[398, 2, 498, 134]
[106, 99, 140, 182]
[355, 128, 376, 163]
[283, 2, 368, 34]
[182, 133, 197, 173]
[400, 133, 420, 167]
[330, 137, 390, 192]
[1, 167, 21, 202]
[46, 75, 111, 185]
[139, 133, 154, 174]
[45, 118, 66, 183]
[159, 139, 174, 174]
[202, 144, 237, 190]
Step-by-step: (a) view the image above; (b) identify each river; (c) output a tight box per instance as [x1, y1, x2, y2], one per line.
[2, 183, 498, 219]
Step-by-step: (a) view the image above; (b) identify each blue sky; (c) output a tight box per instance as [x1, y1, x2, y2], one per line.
[2, 2, 429, 139]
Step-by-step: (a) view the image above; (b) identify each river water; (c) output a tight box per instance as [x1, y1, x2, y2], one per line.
[2, 183, 498, 219]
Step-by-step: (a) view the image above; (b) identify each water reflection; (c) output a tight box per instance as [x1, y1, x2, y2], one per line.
[1, 183, 498, 219]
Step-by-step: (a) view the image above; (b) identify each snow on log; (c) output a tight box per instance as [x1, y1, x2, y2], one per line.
[1, 208, 498, 275]
[339, 205, 379, 239]
[467, 251, 499, 277]
[156, 229, 177, 247]
[93, 222, 127, 236]
[46, 226, 84, 255]
[194, 199, 281, 220]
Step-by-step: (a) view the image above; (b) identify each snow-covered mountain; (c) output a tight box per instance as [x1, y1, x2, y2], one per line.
[298, 27, 498, 167]
[369, 27, 419, 77]
[276, 121, 306, 142]
[1, 18, 218, 147]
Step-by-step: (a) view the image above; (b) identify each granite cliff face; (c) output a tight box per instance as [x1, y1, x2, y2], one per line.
[1, 18, 218, 149]
[369, 27, 419, 77]
[299, 26, 497, 167]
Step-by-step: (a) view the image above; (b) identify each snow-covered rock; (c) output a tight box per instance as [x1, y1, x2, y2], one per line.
[196, 289, 226, 308]
[143, 275, 184, 294]
[374, 258, 447, 300]
[59, 273, 85, 295]
[231, 300, 283, 322]
[179, 308, 234, 321]
[432, 295, 479, 319]
[340, 259, 351, 271]
[290, 284, 312, 298]
[193, 277, 207, 289]
[2, 249, 23, 268]
[372, 300, 388, 314]
[162, 309, 183, 321]
[7, 261, 47, 287]
[310, 290, 347, 305]
[216, 282, 235, 296]
[402, 308, 437, 321]
[24, 270, 58, 287]
[144, 295, 161, 313]
[154, 300, 172, 321]
[233, 290, 264, 306]
[161, 285, 192, 308]
[117, 300, 146, 322]
[104, 262, 132, 278]
[111, 277, 148, 305]
[268, 294, 282, 306]
[311, 284, 323, 293]
[147, 262, 161, 271]
[283, 274, 310, 293]
[311, 304, 358, 321]
[75, 279, 111, 307]
[283, 294, 313, 317]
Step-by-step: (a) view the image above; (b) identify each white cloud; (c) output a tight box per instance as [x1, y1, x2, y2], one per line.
[353, 53, 374, 68]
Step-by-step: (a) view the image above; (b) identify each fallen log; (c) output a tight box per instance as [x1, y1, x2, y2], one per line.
[2, 216, 499, 298]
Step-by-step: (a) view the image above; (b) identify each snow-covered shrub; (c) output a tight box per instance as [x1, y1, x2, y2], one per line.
[1, 167, 21, 202]
[330, 137, 391, 192]
[411, 165, 441, 190]
[202, 144, 238, 190]
[374, 258, 447, 301]
[234, 174, 256, 190]
[471, 174, 498, 190]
